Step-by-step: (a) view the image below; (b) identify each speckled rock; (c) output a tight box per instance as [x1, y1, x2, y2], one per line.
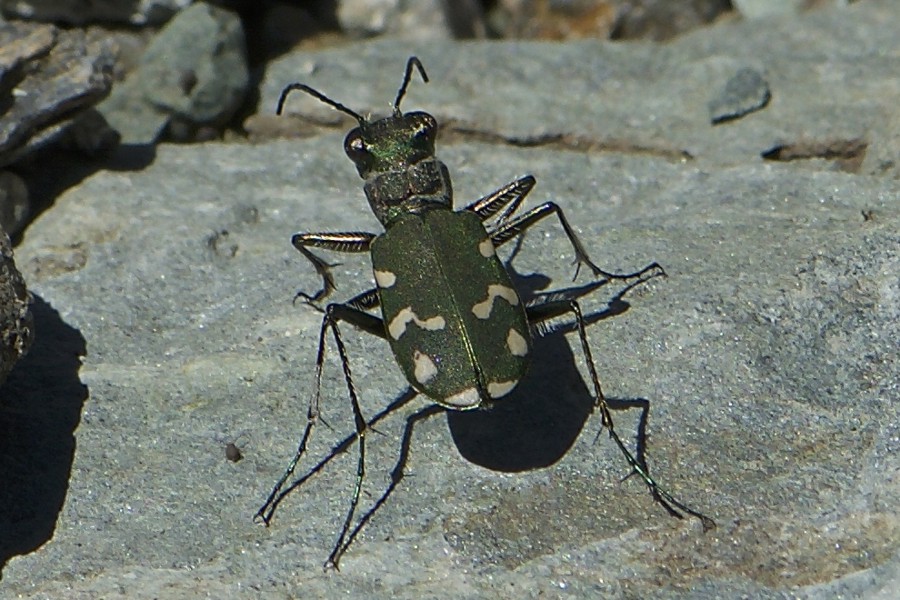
[0, 227, 32, 390]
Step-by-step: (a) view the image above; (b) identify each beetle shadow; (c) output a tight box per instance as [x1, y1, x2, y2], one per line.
[0, 295, 87, 580]
[446, 247, 653, 472]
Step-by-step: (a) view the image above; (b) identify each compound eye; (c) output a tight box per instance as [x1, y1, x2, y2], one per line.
[409, 114, 436, 149]
[412, 123, 430, 142]
[344, 130, 370, 163]
[415, 115, 436, 139]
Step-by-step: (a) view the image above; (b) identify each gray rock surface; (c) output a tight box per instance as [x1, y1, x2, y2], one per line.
[2, 1, 898, 597]
[261, 2, 896, 179]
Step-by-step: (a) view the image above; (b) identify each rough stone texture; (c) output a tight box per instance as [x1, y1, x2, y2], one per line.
[0, 21, 115, 235]
[2, 1, 898, 597]
[96, 2, 248, 144]
[0, 226, 32, 389]
[0, 0, 192, 26]
[0, 23, 115, 168]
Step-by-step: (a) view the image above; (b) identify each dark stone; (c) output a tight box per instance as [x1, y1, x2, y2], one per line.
[0, 226, 32, 390]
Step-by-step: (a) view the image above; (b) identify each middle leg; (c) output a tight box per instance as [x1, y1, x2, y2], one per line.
[492, 202, 664, 281]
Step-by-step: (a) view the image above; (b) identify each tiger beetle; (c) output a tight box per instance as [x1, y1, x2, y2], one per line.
[257, 57, 715, 569]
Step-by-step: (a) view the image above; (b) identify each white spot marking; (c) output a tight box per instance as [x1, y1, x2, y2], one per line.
[444, 387, 481, 408]
[413, 350, 438, 385]
[388, 307, 446, 340]
[488, 380, 518, 398]
[374, 269, 396, 288]
[478, 238, 495, 258]
[471, 284, 519, 319]
[506, 328, 528, 357]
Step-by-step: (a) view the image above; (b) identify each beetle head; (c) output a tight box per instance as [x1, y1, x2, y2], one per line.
[277, 57, 453, 226]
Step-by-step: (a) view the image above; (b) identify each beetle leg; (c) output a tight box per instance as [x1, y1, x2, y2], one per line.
[345, 287, 381, 311]
[330, 402, 443, 568]
[316, 304, 389, 570]
[254, 391, 419, 550]
[465, 175, 536, 226]
[525, 298, 716, 531]
[256, 303, 387, 570]
[490, 202, 664, 282]
[292, 232, 377, 303]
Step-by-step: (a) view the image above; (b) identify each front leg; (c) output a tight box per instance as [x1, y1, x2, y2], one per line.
[490, 202, 664, 282]
[292, 232, 376, 303]
[345, 287, 381, 311]
[464, 175, 536, 226]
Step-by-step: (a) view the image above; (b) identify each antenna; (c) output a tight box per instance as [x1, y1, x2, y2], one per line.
[393, 56, 429, 116]
[277, 83, 366, 127]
